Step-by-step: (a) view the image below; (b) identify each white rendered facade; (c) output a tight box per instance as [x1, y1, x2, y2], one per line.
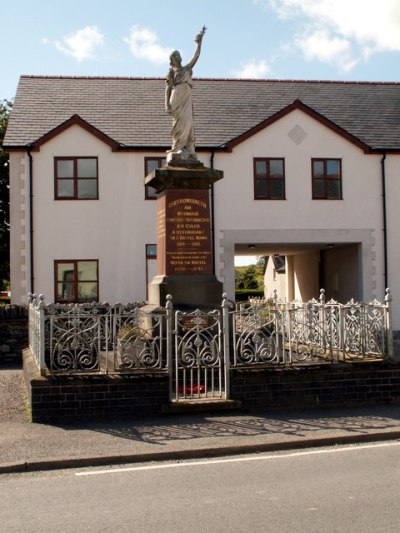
[9, 108, 400, 330]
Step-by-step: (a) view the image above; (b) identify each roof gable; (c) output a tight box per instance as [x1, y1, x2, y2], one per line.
[29, 114, 120, 151]
[224, 99, 371, 153]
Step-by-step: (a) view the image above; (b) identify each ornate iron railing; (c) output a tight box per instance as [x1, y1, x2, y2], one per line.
[27, 294, 166, 375]
[172, 306, 225, 400]
[28, 289, 393, 379]
[233, 289, 393, 365]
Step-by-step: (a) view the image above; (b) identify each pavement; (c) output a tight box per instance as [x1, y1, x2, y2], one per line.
[1, 361, 400, 474]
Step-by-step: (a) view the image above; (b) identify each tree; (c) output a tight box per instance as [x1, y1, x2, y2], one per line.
[0, 99, 12, 290]
[256, 255, 266, 273]
[236, 265, 260, 290]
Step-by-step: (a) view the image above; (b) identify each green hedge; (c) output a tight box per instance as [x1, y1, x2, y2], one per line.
[235, 289, 264, 302]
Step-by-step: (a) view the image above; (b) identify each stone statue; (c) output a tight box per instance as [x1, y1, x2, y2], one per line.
[165, 26, 206, 163]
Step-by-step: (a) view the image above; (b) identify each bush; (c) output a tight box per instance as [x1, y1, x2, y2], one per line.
[235, 289, 265, 302]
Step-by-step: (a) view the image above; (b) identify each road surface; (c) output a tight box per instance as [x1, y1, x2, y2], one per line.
[1, 441, 399, 532]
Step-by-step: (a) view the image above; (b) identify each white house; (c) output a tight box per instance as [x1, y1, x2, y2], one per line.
[264, 255, 286, 300]
[4, 76, 400, 333]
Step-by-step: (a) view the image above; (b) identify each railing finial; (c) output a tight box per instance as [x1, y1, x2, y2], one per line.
[165, 294, 173, 310]
[385, 287, 392, 303]
[319, 288, 326, 304]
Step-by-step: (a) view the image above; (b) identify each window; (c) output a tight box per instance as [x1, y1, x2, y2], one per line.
[146, 244, 157, 299]
[312, 159, 342, 199]
[254, 158, 285, 199]
[145, 157, 166, 199]
[55, 157, 98, 199]
[55, 260, 98, 303]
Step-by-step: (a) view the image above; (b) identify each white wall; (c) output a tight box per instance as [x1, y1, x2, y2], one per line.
[385, 155, 400, 321]
[31, 125, 158, 303]
[292, 251, 320, 301]
[214, 108, 386, 314]
[10, 110, 400, 331]
[323, 245, 361, 302]
[264, 257, 286, 300]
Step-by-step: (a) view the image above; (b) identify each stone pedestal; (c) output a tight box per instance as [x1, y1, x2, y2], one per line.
[145, 163, 223, 310]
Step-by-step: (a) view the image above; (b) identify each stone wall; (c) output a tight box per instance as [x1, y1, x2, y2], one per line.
[0, 306, 28, 363]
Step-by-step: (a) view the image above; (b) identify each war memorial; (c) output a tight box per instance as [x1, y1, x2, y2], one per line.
[15, 28, 398, 422]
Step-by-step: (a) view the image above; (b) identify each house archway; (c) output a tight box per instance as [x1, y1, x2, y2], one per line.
[221, 228, 375, 304]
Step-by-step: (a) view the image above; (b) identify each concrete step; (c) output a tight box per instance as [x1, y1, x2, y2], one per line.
[162, 399, 242, 414]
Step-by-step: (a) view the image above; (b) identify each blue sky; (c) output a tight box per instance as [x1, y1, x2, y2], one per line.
[2, 0, 400, 101]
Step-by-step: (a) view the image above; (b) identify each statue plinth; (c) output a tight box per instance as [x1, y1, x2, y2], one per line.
[145, 164, 224, 310]
[146, 164, 223, 191]
[166, 152, 204, 167]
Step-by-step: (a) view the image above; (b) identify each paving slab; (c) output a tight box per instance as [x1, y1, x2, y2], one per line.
[1, 366, 400, 473]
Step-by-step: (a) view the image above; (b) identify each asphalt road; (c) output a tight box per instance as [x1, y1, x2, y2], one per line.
[1, 441, 399, 532]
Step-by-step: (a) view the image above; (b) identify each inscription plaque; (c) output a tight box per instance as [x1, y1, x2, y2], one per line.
[157, 189, 212, 275]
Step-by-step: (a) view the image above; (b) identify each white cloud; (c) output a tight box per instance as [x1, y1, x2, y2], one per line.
[124, 25, 173, 65]
[54, 26, 104, 61]
[233, 59, 270, 78]
[265, 0, 400, 70]
[295, 30, 358, 72]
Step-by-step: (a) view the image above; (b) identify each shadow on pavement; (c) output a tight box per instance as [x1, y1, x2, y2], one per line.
[52, 407, 400, 446]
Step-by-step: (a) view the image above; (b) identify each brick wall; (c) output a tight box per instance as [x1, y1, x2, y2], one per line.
[231, 363, 400, 410]
[24, 350, 169, 423]
[24, 348, 400, 423]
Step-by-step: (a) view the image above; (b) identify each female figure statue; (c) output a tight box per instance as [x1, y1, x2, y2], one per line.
[165, 27, 206, 161]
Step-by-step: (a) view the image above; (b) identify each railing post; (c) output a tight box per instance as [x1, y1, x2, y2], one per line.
[222, 293, 233, 399]
[165, 294, 174, 399]
[38, 294, 46, 375]
[286, 298, 292, 365]
[319, 288, 326, 355]
[340, 304, 346, 361]
[272, 289, 281, 363]
[27, 292, 34, 354]
[385, 288, 393, 360]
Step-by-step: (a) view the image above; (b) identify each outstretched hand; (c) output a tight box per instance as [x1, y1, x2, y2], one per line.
[195, 26, 207, 43]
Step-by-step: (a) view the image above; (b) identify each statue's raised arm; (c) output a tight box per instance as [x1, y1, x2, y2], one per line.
[165, 27, 206, 164]
[188, 26, 207, 69]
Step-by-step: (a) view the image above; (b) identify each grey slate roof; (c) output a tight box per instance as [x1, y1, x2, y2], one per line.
[4, 76, 400, 151]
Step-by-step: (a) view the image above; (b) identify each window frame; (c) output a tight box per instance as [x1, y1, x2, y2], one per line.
[311, 158, 342, 200]
[54, 156, 99, 200]
[145, 157, 166, 200]
[54, 259, 99, 303]
[253, 157, 286, 200]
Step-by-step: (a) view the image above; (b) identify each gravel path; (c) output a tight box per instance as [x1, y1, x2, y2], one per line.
[0, 367, 27, 423]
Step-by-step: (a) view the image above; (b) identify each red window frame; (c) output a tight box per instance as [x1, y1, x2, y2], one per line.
[54, 157, 98, 200]
[145, 157, 166, 199]
[312, 158, 342, 199]
[54, 260, 99, 303]
[253, 158, 285, 200]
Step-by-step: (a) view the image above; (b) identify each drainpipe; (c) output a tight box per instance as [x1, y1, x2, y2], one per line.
[381, 153, 388, 289]
[210, 150, 216, 274]
[27, 147, 34, 294]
